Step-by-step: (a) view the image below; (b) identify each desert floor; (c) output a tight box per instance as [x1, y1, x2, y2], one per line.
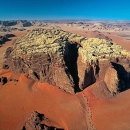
[0, 27, 130, 130]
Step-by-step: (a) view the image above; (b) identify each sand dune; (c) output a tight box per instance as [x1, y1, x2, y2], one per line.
[1, 69, 130, 130]
[83, 82, 130, 130]
[0, 70, 88, 130]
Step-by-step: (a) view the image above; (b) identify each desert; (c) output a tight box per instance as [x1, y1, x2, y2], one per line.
[0, 19, 130, 130]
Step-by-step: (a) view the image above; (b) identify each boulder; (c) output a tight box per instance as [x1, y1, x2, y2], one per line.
[0, 77, 7, 85]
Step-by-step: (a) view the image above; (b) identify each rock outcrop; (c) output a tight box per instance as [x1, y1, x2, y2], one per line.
[22, 111, 63, 130]
[0, 77, 7, 85]
[0, 35, 9, 46]
[3, 29, 130, 94]
[0, 26, 18, 32]
[0, 34, 15, 47]
[104, 66, 119, 94]
[4, 33, 15, 38]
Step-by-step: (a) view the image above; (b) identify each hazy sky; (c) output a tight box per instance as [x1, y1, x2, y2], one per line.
[0, 0, 130, 20]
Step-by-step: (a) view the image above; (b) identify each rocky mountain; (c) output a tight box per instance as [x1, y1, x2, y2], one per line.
[0, 20, 33, 27]
[0, 20, 52, 28]
[3, 29, 130, 94]
[1, 20, 130, 33]
[0, 26, 19, 32]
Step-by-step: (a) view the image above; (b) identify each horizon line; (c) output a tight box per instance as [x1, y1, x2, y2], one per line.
[0, 19, 130, 21]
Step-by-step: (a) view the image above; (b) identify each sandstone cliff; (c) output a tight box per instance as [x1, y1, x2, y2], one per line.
[3, 29, 130, 94]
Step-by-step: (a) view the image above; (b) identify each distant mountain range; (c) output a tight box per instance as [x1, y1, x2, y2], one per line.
[0, 20, 130, 28]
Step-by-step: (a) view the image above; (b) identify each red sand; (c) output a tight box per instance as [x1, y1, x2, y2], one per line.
[0, 29, 130, 130]
[103, 32, 130, 51]
[1, 70, 130, 130]
[0, 71, 34, 129]
[83, 84, 130, 130]
[0, 70, 88, 130]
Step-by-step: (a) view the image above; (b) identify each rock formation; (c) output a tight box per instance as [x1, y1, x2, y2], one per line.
[0, 34, 15, 47]
[0, 77, 7, 85]
[104, 66, 119, 94]
[0, 26, 18, 32]
[4, 33, 15, 38]
[3, 29, 130, 94]
[0, 20, 33, 27]
[22, 111, 63, 130]
[0, 35, 9, 46]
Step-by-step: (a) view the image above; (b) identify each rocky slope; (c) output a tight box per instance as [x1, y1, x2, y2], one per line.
[0, 20, 33, 27]
[3, 29, 130, 94]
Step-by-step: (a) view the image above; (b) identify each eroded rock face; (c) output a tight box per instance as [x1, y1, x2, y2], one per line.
[104, 66, 119, 94]
[22, 111, 63, 130]
[4, 29, 130, 94]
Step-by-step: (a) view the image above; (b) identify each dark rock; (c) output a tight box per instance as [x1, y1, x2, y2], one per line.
[1, 20, 17, 26]
[0, 35, 9, 45]
[22, 22, 32, 27]
[0, 77, 7, 85]
[18, 28, 26, 31]
[4, 34, 15, 38]
[8, 77, 18, 82]
[2, 64, 9, 69]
